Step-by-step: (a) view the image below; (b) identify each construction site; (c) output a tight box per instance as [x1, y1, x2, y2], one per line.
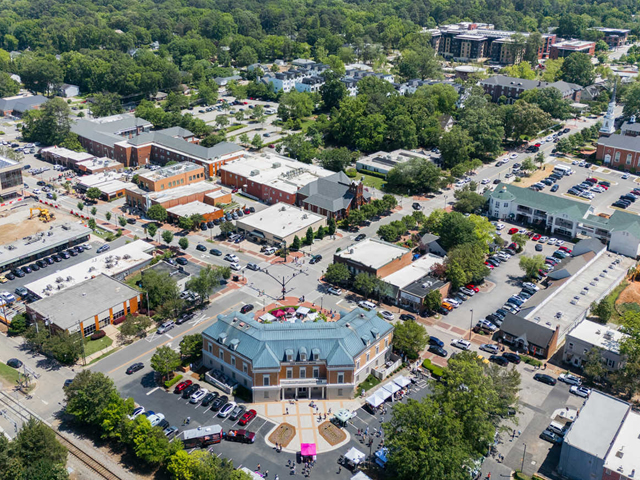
[0, 199, 77, 245]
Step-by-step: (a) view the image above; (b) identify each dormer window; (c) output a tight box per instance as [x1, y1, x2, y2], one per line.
[299, 347, 307, 362]
[312, 348, 320, 361]
[285, 348, 293, 362]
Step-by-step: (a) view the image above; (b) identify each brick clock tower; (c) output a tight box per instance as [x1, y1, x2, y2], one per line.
[600, 84, 616, 137]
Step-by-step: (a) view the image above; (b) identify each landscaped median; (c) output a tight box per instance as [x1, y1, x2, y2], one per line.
[422, 359, 444, 378]
[0, 361, 20, 388]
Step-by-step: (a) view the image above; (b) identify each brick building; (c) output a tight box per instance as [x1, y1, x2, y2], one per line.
[592, 27, 630, 48]
[549, 40, 596, 59]
[297, 171, 370, 220]
[220, 153, 334, 206]
[201, 308, 394, 402]
[480, 75, 583, 104]
[333, 239, 413, 278]
[125, 181, 229, 213]
[137, 162, 205, 192]
[596, 135, 640, 170]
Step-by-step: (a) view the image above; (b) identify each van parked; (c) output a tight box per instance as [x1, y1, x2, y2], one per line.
[358, 300, 376, 310]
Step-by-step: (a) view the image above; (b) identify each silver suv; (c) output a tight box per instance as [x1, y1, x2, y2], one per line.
[157, 321, 175, 334]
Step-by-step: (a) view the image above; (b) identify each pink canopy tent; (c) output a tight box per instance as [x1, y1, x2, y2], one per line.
[301, 443, 316, 457]
[286, 308, 296, 314]
[272, 310, 285, 317]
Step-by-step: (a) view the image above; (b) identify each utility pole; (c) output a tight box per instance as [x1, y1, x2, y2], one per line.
[469, 309, 474, 340]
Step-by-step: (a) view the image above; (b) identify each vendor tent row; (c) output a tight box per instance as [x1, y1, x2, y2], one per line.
[365, 375, 412, 408]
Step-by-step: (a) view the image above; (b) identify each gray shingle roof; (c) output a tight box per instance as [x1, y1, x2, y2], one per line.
[480, 76, 581, 96]
[622, 121, 640, 133]
[203, 308, 393, 369]
[487, 184, 590, 220]
[597, 133, 640, 152]
[500, 312, 557, 348]
[0, 95, 47, 113]
[127, 132, 243, 162]
[299, 172, 370, 213]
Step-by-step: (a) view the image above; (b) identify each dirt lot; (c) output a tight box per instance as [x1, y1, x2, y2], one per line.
[617, 280, 640, 305]
[0, 203, 80, 245]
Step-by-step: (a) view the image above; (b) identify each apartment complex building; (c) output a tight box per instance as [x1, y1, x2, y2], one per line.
[201, 308, 394, 402]
[549, 40, 596, 59]
[137, 162, 205, 192]
[479, 75, 583, 104]
[0, 156, 23, 200]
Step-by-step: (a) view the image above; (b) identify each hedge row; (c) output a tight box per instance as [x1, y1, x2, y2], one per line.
[164, 374, 183, 389]
[422, 359, 444, 378]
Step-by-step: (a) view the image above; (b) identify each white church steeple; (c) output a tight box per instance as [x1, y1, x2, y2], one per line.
[600, 83, 617, 137]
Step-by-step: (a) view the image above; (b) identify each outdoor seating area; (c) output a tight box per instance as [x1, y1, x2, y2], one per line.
[204, 367, 238, 394]
[339, 447, 366, 471]
[258, 306, 323, 323]
[371, 353, 402, 380]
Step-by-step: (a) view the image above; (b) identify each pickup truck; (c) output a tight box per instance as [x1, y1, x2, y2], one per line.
[223, 429, 256, 444]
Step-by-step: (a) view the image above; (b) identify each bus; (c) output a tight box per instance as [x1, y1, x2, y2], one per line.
[553, 164, 573, 176]
[181, 425, 223, 448]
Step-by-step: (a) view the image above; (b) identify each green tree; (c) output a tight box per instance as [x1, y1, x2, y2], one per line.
[77, 201, 84, 211]
[130, 415, 177, 465]
[424, 289, 442, 313]
[220, 221, 235, 236]
[178, 216, 194, 231]
[118, 216, 127, 227]
[393, 319, 429, 359]
[180, 334, 203, 359]
[502, 102, 553, 140]
[119, 314, 153, 340]
[521, 157, 536, 172]
[251, 133, 263, 149]
[502, 61, 536, 80]
[88, 218, 97, 230]
[162, 230, 174, 245]
[511, 233, 529, 251]
[519, 255, 545, 279]
[141, 270, 181, 309]
[90, 93, 124, 118]
[583, 347, 607, 383]
[324, 262, 351, 285]
[556, 137, 573, 153]
[281, 134, 317, 163]
[291, 235, 301, 251]
[305, 226, 315, 245]
[0, 72, 19, 98]
[354, 272, 377, 299]
[519, 87, 573, 120]
[445, 243, 489, 287]
[97, 394, 134, 440]
[318, 147, 354, 172]
[7, 313, 28, 336]
[90, 207, 97, 216]
[186, 266, 227, 304]
[561, 52, 596, 87]
[439, 126, 472, 169]
[453, 189, 487, 214]
[215, 114, 229, 129]
[150, 345, 182, 380]
[178, 237, 189, 250]
[320, 77, 348, 111]
[146, 223, 158, 239]
[147, 205, 168, 223]
[64, 370, 118, 426]
[277, 91, 314, 121]
[22, 98, 74, 146]
[591, 298, 613, 323]
[438, 213, 476, 250]
[396, 46, 442, 81]
[12, 418, 68, 474]
[327, 217, 336, 235]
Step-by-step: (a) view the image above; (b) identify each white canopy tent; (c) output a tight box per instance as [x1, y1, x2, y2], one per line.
[351, 472, 372, 480]
[344, 447, 366, 465]
[393, 375, 412, 388]
[382, 382, 401, 400]
[365, 392, 385, 408]
[259, 313, 277, 322]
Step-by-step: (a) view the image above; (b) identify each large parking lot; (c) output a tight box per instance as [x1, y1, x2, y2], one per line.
[525, 158, 640, 215]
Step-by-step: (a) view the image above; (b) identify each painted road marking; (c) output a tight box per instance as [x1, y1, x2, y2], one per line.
[146, 387, 160, 396]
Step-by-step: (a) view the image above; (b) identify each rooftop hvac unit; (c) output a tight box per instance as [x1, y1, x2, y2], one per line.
[56, 277, 64, 283]
[250, 170, 260, 176]
[422, 281, 432, 288]
[123, 254, 131, 260]
[272, 162, 281, 168]
[604, 330, 614, 339]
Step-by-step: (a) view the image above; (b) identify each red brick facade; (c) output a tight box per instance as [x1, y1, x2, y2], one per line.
[596, 143, 640, 171]
[220, 169, 297, 205]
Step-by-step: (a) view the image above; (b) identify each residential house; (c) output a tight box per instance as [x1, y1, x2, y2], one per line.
[297, 171, 370, 220]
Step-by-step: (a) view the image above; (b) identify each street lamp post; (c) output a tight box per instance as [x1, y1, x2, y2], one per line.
[469, 309, 474, 340]
[443, 195, 448, 209]
[521, 443, 527, 474]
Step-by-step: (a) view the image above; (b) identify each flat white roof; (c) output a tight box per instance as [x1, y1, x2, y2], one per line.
[382, 254, 443, 289]
[604, 411, 640, 475]
[97, 180, 134, 195]
[139, 161, 202, 182]
[126, 182, 217, 203]
[356, 149, 436, 174]
[236, 203, 324, 238]
[76, 171, 125, 189]
[167, 201, 220, 217]
[566, 320, 626, 354]
[41, 146, 95, 163]
[76, 157, 122, 170]
[24, 240, 154, 297]
[336, 238, 409, 270]
[221, 153, 333, 194]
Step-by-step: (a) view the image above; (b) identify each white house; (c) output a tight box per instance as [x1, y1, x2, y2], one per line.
[59, 84, 80, 97]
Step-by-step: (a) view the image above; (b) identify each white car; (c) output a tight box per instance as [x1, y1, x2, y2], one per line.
[481, 178, 490, 184]
[548, 238, 558, 245]
[128, 406, 145, 420]
[455, 181, 465, 187]
[539, 236, 548, 243]
[509, 153, 518, 159]
[522, 282, 540, 291]
[622, 173, 630, 179]
[82, 243, 92, 250]
[230, 262, 242, 271]
[496, 223, 505, 230]
[218, 401, 237, 417]
[189, 388, 209, 404]
[559, 373, 582, 386]
[497, 252, 511, 260]
[444, 298, 461, 308]
[451, 339, 471, 350]
[327, 286, 342, 295]
[380, 310, 394, 321]
[147, 413, 165, 427]
[32, 188, 41, 194]
[224, 253, 239, 262]
[556, 240, 565, 246]
[572, 160, 579, 165]
[518, 228, 527, 234]
[591, 186, 605, 193]
[570, 386, 591, 398]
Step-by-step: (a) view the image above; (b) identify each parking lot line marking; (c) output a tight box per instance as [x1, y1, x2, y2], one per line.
[146, 387, 160, 396]
[164, 334, 173, 339]
[106, 302, 244, 374]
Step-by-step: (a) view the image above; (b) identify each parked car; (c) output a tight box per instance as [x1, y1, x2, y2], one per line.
[157, 321, 175, 334]
[196, 244, 207, 252]
[126, 362, 144, 374]
[533, 373, 557, 386]
[6, 358, 22, 368]
[230, 405, 247, 421]
[239, 409, 257, 425]
[540, 429, 563, 444]
[224, 429, 256, 443]
[210, 395, 228, 411]
[327, 286, 342, 295]
[201, 392, 219, 407]
[309, 255, 322, 264]
[480, 344, 500, 354]
[429, 336, 444, 347]
[174, 380, 193, 393]
[163, 426, 179, 438]
[399, 313, 416, 321]
[459, 286, 476, 296]
[176, 257, 188, 265]
[380, 310, 394, 321]
[190, 388, 209, 404]
[128, 406, 145, 420]
[176, 312, 195, 325]
[246, 263, 259, 271]
[218, 401, 237, 418]
[181, 383, 201, 399]
[451, 339, 471, 350]
[240, 304, 254, 314]
[570, 386, 591, 398]
[224, 253, 239, 263]
[428, 344, 448, 357]
[559, 373, 582, 386]
[502, 353, 521, 364]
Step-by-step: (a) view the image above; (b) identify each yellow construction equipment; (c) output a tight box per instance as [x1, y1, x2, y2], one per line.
[30, 207, 54, 222]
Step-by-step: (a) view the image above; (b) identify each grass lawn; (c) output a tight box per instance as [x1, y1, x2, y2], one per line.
[355, 171, 386, 191]
[357, 374, 381, 395]
[226, 124, 244, 133]
[0, 362, 20, 387]
[83, 335, 114, 357]
[126, 273, 142, 290]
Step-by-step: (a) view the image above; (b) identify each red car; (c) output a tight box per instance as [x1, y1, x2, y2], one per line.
[538, 269, 548, 277]
[532, 234, 541, 241]
[534, 143, 541, 147]
[600, 184, 609, 190]
[508, 227, 519, 235]
[465, 284, 479, 292]
[174, 380, 193, 393]
[243, 101, 248, 105]
[239, 409, 257, 426]
[243, 208, 251, 214]
[559, 246, 572, 253]
[231, 188, 239, 193]
[485, 261, 495, 269]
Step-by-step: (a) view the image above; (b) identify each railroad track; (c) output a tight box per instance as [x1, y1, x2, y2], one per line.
[0, 391, 125, 480]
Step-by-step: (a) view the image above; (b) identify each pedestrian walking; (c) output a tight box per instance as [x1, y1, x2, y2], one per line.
[286, 407, 289, 415]
[276, 475, 280, 480]
[257, 463, 261, 471]
[265, 470, 269, 478]
[338, 465, 342, 474]
[186, 416, 191, 425]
